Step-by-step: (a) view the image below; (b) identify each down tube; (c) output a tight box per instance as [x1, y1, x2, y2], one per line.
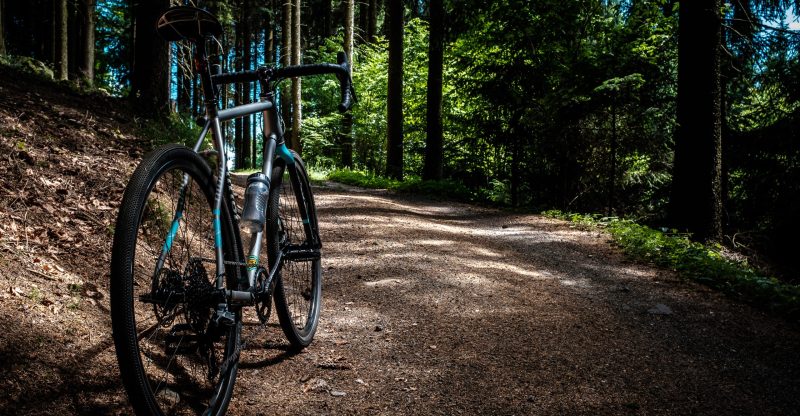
[211, 117, 228, 289]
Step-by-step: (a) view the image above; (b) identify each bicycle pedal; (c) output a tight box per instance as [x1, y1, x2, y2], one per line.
[212, 304, 236, 327]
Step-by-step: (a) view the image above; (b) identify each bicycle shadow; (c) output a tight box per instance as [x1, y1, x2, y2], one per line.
[236, 321, 301, 369]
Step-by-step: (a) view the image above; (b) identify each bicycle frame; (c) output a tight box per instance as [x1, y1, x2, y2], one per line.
[154, 40, 317, 308]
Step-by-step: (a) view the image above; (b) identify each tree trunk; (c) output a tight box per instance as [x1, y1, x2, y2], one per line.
[281, 0, 292, 132]
[290, 0, 302, 153]
[0, 0, 7, 56]
[358, 0, 368, 42]
[242, 0, 252, 169]
[131, 0, 171, 116]
[422, 0, 443, 181]
[55, 0, 68, 81]
[234, 10, 243, 169]
[177, 46, 192, 112]
[367, 0, 378, 43]
[80, 0, 95, 86]
[339, 0, 354, 167]
[320, 0, 333, 39]
[68, 1, 81, 78]
[385, 0, 403, 180]
[265, 2, 274, 64]
[608, 105, 617, 216]
[669, 0, 723, 242]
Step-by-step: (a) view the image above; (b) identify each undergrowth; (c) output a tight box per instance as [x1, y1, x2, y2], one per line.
[137, 113, 204, 149]
[542, 210, 800, 322]
[327, 168, 476, 201]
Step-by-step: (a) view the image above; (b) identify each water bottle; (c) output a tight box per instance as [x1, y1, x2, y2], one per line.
[240, 173, 270, 233]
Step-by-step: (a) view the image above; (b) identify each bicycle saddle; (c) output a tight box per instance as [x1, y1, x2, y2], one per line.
[156, 6, 222, 42]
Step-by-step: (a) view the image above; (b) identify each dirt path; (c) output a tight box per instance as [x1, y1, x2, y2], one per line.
[2, 180, 799, 415]
[224, 184, 799, 415]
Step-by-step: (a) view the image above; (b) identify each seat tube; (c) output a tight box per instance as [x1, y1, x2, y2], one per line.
[195, 40, 228, 287]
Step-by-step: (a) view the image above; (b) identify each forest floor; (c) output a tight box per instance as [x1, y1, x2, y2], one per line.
[1, 72, 799, 415]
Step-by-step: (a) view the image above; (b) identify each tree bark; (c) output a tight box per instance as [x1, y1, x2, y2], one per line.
[358, 0, 368, 42]
[55, 0, 68, 81]
[177, 46, 192, 112]
[281, 0, 292, 132]
[0, 0, 6, 56]
[367, 0, 378, 43]
[422, 0, 444, 181]
[242, 0, 252, 169]
[669, 0, 723, 241]
[340, 0, 355, 167]
[385, 0, 403, 180]
[131, 0, 171, 116]
[80, 0, 95, 86]
[290, 0, 302, 153]
[68, 1, 80, 78]
[265, 1, 274, 64]
[234, 7, 244, 169]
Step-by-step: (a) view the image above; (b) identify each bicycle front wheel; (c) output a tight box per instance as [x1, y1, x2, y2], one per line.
[267, 151, 322, 349]
[110, 144, 242, 416]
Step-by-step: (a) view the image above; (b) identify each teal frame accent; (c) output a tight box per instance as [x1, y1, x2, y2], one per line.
[277, 143, 295, 165]
[162, 212, 183, 253]
[213, 209, 222, 248]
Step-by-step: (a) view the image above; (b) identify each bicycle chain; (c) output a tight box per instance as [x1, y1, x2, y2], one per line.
[214, 304, 271, 383]
[193, 256, 273, 383]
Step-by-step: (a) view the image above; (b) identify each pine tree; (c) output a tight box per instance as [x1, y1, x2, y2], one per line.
[422, 0, 444, 180]
[55, 0, 68, 81]
[290, 0, 303, 153]
[669, 0, 723, 241]
[386, 0, 403, 180]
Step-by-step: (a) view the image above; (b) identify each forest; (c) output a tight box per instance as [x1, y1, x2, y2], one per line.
[1, 0, 799, 281]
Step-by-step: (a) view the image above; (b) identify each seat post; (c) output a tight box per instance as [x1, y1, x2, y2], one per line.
[193, 41, 219, 118]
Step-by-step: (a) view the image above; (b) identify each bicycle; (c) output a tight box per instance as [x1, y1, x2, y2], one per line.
[109, 7, 355, 415]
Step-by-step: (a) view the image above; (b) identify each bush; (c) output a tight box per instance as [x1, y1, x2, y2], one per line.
[543, 210, 800, 321]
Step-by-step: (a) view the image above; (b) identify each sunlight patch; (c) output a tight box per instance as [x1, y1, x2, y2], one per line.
[363, 278, 408, 287]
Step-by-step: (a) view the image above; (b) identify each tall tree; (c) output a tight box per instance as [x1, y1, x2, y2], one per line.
[281, 0, 292, 131]
[131, 0, 171, 116]
[367, 0, 379, 43]
[80, 0, 96, 86]
[669, 0, 723, 241]
[340, 0, 354, 167]
[358, 0, 368, 41]
[0, 0, 6, 56]
[242, 0, 252, 169]
[422, 0, 444, 180]
[290, 0, 302, 152]
[55, 0, 68, 80]
[234, 2, 244, 169]
[385, 0, 403, 179]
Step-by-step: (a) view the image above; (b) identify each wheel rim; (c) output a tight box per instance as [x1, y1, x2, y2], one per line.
[277, 171, 320, 336]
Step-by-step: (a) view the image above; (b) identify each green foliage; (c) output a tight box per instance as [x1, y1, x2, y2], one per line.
[445, 0, 677, 213]
[0, 55, 54, 80]
[328, 169, 473, 201]
[543, 210, 800, 321]
[302, 19, 432, 174]
[137, 113, 204, 149]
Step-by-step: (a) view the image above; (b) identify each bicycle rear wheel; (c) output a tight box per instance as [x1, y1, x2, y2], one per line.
[110, 144, 242, 416]
[267, 151, 322, 349]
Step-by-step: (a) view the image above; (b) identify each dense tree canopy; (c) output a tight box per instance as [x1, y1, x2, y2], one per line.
[1, 0, 799, 277]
